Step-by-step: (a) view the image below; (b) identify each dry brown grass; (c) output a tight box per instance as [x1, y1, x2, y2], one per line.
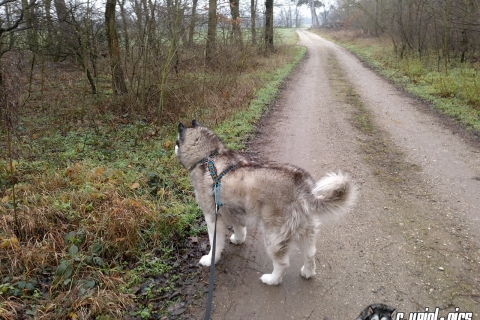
[0, 159, 182, 317]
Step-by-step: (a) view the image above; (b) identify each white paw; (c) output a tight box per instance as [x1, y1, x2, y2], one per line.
[199, 255, 212, 267]
[260, 274, 282, 285]
[300, 266, 316, 279]
[230, 234, 245, 245]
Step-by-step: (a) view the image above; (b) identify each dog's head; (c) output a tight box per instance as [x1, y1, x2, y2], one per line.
[175, 120, 225, 170]
[355, 304, 396, 320]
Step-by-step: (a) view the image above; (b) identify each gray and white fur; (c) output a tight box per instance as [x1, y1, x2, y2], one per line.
[175, 120, 358, 285]
[355, 304, 396, 320]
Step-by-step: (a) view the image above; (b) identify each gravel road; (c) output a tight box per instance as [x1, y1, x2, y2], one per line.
[193, 29, 480, 320]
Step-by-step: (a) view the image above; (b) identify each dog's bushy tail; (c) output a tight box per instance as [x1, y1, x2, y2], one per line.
[311, 172, 357, 221]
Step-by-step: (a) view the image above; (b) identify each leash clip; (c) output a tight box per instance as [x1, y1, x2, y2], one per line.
[213, 182, 222, 208]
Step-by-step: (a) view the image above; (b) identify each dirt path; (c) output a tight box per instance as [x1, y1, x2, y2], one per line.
[193, 30, 480, 320]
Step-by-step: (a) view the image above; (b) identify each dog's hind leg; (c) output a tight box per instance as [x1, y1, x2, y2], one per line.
[230, 224, 247, 245]
[260, 233, 291, 285]
[199, 214, 227, 267]
[298, 228, 317, 279]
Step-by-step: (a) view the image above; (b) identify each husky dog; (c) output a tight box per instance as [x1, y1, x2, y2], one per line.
[175, 120, 357, 285]
[354, 304, 396, 320]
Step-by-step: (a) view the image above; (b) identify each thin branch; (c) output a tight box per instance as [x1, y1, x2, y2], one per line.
[0, 0, 37, 35]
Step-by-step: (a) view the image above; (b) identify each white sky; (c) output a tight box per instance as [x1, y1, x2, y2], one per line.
[189, 0, 337, 19]
[92, 0, 337, 24]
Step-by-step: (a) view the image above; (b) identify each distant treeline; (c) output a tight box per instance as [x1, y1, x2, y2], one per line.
[325, 0, 480, 64]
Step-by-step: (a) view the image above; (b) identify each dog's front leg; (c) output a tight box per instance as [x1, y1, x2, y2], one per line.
[199, 213, 226, 266]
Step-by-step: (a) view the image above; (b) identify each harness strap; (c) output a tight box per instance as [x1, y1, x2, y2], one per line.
[199, 152, 238, 206]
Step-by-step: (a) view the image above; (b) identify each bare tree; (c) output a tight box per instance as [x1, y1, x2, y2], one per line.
[229, 0, 242, 46]
[188, 0, 198, 45]
[53, 0, 75, 57]
[297, 0, 322, 27]
[330, 0, 480, 66]
[1, 0, 37, 53]
[22, 0, 38, 50]
[117, 0, 131, 59]
[251, 0, 257, 44]
[206, 0, 217, 62]
[105, 0, 128, 94]
[265, 0, 274, 50]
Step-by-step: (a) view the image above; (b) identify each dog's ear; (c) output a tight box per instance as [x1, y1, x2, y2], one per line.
[192, 119, 201, 127]
[178, 123, 186, 143]
[367, 306, 373, 316]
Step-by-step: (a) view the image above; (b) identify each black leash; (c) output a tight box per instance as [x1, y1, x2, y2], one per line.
[200, 152, 237, 320]
[204, 203, 219, 320]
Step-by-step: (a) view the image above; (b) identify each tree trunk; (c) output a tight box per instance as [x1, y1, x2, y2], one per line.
[265, 0, 274, 51]
[442, 0, 451, 70]
[229, 0, 242, 46]
[310, 0, 315, 27]
[43, 0, 55, 52]
[22, 0, 37, 51]
[54, 0, 74, 57]
[105, 0, 128, 94]
[206, 0, 217, 63]
[251, 0, 256, 45]
[118, 0, 130, 59]
[188, 0, 198, 45]
[3, 2, 16, 52]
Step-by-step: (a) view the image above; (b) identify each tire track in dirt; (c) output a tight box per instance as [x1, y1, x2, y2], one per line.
[191, 30, 480, 319]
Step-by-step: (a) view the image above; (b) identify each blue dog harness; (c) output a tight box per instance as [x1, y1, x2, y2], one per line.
[198, 151, 238, 207]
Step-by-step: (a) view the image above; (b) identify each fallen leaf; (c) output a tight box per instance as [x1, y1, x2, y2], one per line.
[94, 167, 105, 177]
[1, 237, 19, 250]
[189, 236, 198, 243]
[157, 188, 165, 197]
[91, 192, 105, 200]
[130, 182, 140, 189]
